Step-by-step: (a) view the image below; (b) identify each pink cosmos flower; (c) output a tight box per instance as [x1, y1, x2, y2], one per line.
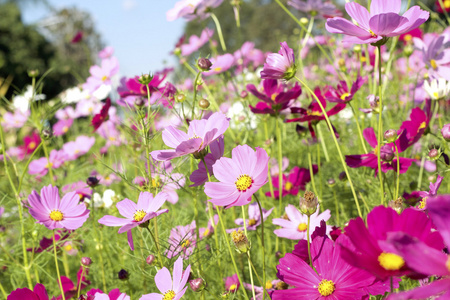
[1, 110, 29, 129]
[62, 136, 95, 161]
[133, 172, 185, 205]
[407, 175, 443, 210]
[266, 165, 318, 199]
[224, 274, 240, 293]
[98, 192, 168, 251]
[166, 0, 223, 21]
[83, 57, 119, 94]
[199, 214, 218, 239]
[414, 30, 450, 80]
[273, 235, 392, 299]
[203, 54, 235, 76]
[325, 0, 429, 44]
[53, 119, 74, 137]
[55, 106, 79, 120]
[181, 28, 214, 56]
[204, 145, 269, 208]
[190, 136, 224, 187]
[226, 202, 274, 232]
[140, 256, 191, 300]
[57, 266, 90, 300]
[260, 41, 296, 80]
[386, 195, 450, 299]
[166, 220, 197, 259]
[86, 289, 129, 300]
[28, 150, 67, 177]
[7, 283, 52, 300]
[247, 79, 302, 115]
[98, 46, 114, 59]
[288, 0, 341, 18]
[151, 112, 229, 161]
[92, 98, 111, 132]
[272, 204, 331, 240]
[27, 185, 90, 230]
[340, 205, 444, 281]
[234, 42, 265, 72]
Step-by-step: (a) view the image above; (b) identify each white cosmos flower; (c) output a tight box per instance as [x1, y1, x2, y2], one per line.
[423, 78, 450, 100]
[12, 86, 46, 113]
[91, 189, 116, 208]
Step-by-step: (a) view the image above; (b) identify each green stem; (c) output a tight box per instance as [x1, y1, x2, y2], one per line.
[276, 117, 284, 215]
[317, 123, 330, 162]
[210, 13, 227, 51]
[17, 142, 43, 193]
[42, 141, 55, 185]
[295, 76, 362, 218]
[394, 144, 400, 200]
[307, 153, 319, 201]
[376, 45, 384, 205]
[145, 226, 164, 269]
[307, 215, 317, 273]
[192, 71, 202, 120]
[77, 267, 85, 298]
[254, 195, 266, 300]
[301, 17, 314, 48]
[332, 189, 339, 225]
[53, 230, 66, 300]
[349, 102, 368, 154]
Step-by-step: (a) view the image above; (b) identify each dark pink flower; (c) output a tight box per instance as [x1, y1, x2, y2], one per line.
[266, 165, 318, 198]
[326, 0, 429, 44]
[7, 283, 51, 300]
[261, 41, 297, 80]
[224, 274, 240, 293]
[71, 31, 83, 43]
[57, 266, 90, 300]
[340, 206, 444, 280]
[92, 98, 111, 132]
[324, 76, 366, 103]
[247, 79, 302, 115]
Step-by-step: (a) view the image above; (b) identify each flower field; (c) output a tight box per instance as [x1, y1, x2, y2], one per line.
[1, 0, 450, 299]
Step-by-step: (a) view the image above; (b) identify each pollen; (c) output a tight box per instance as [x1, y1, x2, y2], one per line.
[181, 239, 191, 248]
[271, 93, 279, 101]
[101, 75, 108, 81]
[404, 34, 412, 42]
[417, 197, 427, 209]
[163, 290, 176, 300]
[297, 223, 307, 231]
[318, 279, 335, 296]
[49, 210, 64, 221]
[285, 181, 293, 192]
[248, 219, 257, 226]
[133, 209, 147, 222]
[28, 141, 36, 150]
[369, 30, 377, 37]
[446, 256, 450, 272]
[430, 59, 438, 70]
[214, 67, 222, 72]
[265, 280, 273, 289]
[64, 244, 73, 252]
[45, 162, 53, 169]
[340, 92, 350, 100]
[203, 229, 210, 237]
[235, 174, 253, 192]
[229, 284, 238, 292]
[378, 252, 405, 270]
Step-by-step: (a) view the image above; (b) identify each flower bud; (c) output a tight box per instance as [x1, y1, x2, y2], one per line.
[175, 93, 186, 103]
[173, 47, 181, 56]
[428, 148, 440, 161]
[231, 230, 250, 253]
[299, 191, 318, 216]
[403, 45, 413, 57]
[338, 171, 347, 181]
[275, 281, 289, 290]
[327, 178, 336, 187]
[300, 17, 309, 25]
[146, 254, 155, 265]
[138, 74, 153, 85]
[384, 129, 397, 142]
[41, 128, 53, 140]
[275, 251, 284, 259]
[86, 177, 99, 188]
[367, 95, 380, 113]
[193, 147, 208, 160]
[28, 69, 39, 78]
[134, 97, 145, 108]
[78, 295, 88, 300]
[81, 257, 92, 267]
[118, 269, 129, 280]
[189, 278, 207, 292]
[380, 145, 394, 162]
[198, 98, 210, 109]
[296, 124, 308, 138]
[240, 90, 248, 98]
[197, 57, 212, 71]
[442, 124, 450, 141]
[353, 45, 361, 53]
[389, 197, 404, 214]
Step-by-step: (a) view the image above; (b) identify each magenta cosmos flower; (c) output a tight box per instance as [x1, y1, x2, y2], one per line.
[151, 112, 229, 161]
[140, 256, 191, 300]
[204, 145, 269, 208]
[28, 185, 90, 230]
[260, 41, 297, 80]
[272, 204, 331, 240]
[273, 235, 391, 299]
[340, 205, 444, 281]
[90, 290, 130, 300]
[224, 274, 240, 293]
[324, 76, 366, 103]
[98, 192, 168, 251]
[266, 165, 318, 199]
[8, 283, 51, 300]
[387, 195, 450, 300]
[325, 0, 429, 44]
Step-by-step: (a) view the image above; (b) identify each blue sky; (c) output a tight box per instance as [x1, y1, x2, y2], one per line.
[22, 0, 186, 77]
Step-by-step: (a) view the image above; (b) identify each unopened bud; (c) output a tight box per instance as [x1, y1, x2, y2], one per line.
[380, 145, 394, 162]
[299, 191, 318, 216]
[428, 148, 440, 161]
[367, 95, 380, 113]
[189, 278, 207, 292]
[275, 251, 284, 259]
[300, 17, 309, 25]
[138, 74, 153, 85]
[296, 124, 308, 138]
[384, 129, 397, 142]
[134, 97, 145, 108]
[327, 178, 336, 187]
[118, 269, 129, 280]
[86, 177, 99, 188]
[338, 171, 347, 181]
[353, 45, 361, 53]
[389, 197, 404, 213]
[404, 45, 413, 57]
[146, 254, 155, 265]
[81, 257, 92, 267]
[240, 90, 248, 98]
[176, 93, 186, 103]
[198, 98, 210, 109]
[41, 128, 53, 140]
[197, 58, 212, 71]
[231, 230, 250, 253]
[442, 124, 450, 141]
[28, 69, 39, 78]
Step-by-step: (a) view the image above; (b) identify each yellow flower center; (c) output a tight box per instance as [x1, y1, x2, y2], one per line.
[248, 219, 257, 226]
[418, 122, 427, 130]
[433, 92, 440, 99]
[181, 239, 191, 248]
[369, 30, 377, 37]
[285, 181, 293, 192]
[49, 210, 64, 221]
[203, 229, 210, 237]
[229, 284, 238, 292]
[265, 280, 273, 289]
[446, 256, 450, 272]
[298, 223, 307, 231]
[360, 56, 367, 63]
[28, 141, 36, 150]
[235, 175, 253, 192]
[404, 34, 412, 42]
[45, 162, 53, 169]
[307, 110, 322, 116]
[152, 178, 161, 188]
[109, 136, 116, 141]
[378, 252, 405, 270]
[340, 92, 350, 100]
[133, 210, 146, 222]
[163, 290, 176, 300]
[214, 67, 222, 72]
[64, 244, 73, 251]
[63, 126, 69, 133]
[418, 197, 427, 209]
[445, 0, 450, 8]
[318, 279, 335, 296]
[101, 75, 108, 81]
[430, 59, 438, 70]
[271, 93, 279, 101]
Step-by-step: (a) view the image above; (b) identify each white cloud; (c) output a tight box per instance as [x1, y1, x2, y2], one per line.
[123, 0, 137, 11]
